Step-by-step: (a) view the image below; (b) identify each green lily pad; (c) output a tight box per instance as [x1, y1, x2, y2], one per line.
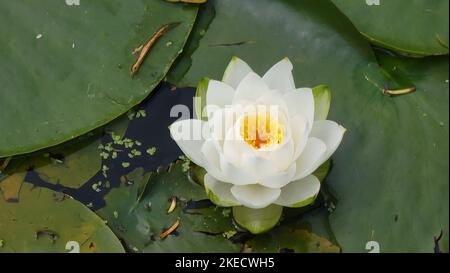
[29, 135, 102, 189]
[0, 0, 198, 157]
[167, 0, 448, 252]
[96, 163, 240, 252]
[245, 207, 340, 253]
[0, 183, 124, 253]
[332, 0, 449, 56]
[247, 223, 340, 253]
[328, 52, 449, 253]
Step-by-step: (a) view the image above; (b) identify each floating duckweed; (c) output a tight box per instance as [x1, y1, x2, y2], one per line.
[105, 143, 113, 152]
[127, 110, 136, 120]
[100, 152, 109, 160]
[86, 202, 93, 208]
[131, 149, 142, 156]
[222, 230, 237, 239]
[105, 181, 111, 189]
[102, 165, 109, 178]
[97, 144, 104, 150]
[146, 147, 157, 156]
[135, 140, 142, 146]
[124, 138, 134, 149]
[180, 156, 191, 172]
[166, 41, 173, 47]
[112, 134, 121, 142]
[128, 153, 134, 159]
[136, 110, 147, 118]
[113, 211, 119, 219]
[122, 162, 130, 168]
[92, 183, 100, 192]
[112, 151, 118, 159]
[222, 208, 231, 218]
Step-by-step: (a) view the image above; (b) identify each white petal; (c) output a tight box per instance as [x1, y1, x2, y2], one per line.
[201, 139, 220, 170]
[220, 155, 256, 185]
[241, 153, 279, 179]
[222, 57, 253, 89]
[275, 175, 320, 208]
[206, 80, 235, 109]
[254, 137, 295, 172]
[262, 58, 296, 93]
[258, 163, 296, 189]
[170, 119, 207, 166]
[310, 120, 346, 161]
[231, 184, 281, 209]
[293, 137, 327, 181]
[290, 114, 309, 160]
[201, 139, 228, 182]
[208, 108, 237, 152]
[222, 117, 254, 166]
[204, 174, 241, 207]
[255, 89, 289, 113]
[233, 72, 270, 104]
[283, 88, 314, 130]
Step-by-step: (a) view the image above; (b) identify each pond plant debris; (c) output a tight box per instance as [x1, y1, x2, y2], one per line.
[160, 218, 181, 240]
[167, 196, 177, 214]
[131, 23, 178, 77]
[383, 86, 416, 96]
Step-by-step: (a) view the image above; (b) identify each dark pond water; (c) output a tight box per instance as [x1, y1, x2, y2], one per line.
[25, 82, 196, 210]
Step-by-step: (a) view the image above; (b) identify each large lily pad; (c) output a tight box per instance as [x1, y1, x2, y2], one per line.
[329, 52, 449, 253]
[168, 0, 448, 252]
[332, 0, 449, 56]
[0, 0, 198, 157]
[0, 183, 124, 253]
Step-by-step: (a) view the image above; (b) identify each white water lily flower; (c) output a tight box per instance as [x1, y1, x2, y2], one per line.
[170, 57, 345, 233]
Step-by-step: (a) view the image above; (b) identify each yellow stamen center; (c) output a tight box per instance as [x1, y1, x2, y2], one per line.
[241, 112, 282, 149]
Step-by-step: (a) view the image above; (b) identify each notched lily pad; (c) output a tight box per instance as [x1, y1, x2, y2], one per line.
[0, 183, 124, 253]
